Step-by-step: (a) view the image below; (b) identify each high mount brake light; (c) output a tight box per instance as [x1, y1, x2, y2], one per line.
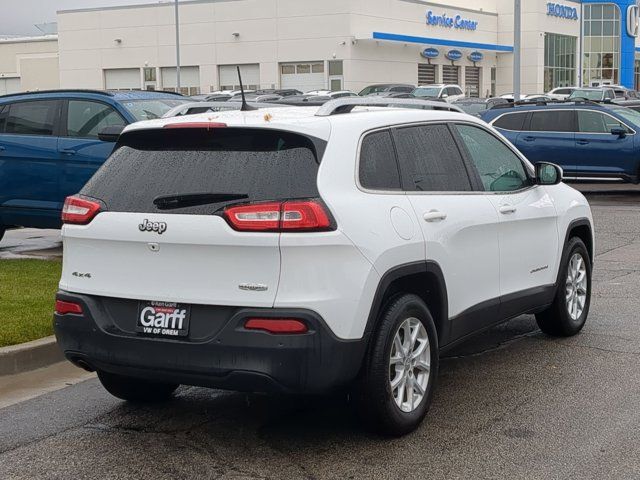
[163, 122, 228, 129]
[223, 200, 333, 232]
[62, 196, 101, 225]
[244, 318, 308, 334]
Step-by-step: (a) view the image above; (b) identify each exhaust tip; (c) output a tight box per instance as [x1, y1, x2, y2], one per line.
[70, 357, 95, 372]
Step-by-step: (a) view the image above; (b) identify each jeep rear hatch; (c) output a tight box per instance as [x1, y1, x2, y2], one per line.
[60, 127, 326, 307]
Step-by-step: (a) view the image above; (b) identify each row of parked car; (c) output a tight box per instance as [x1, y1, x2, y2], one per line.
[0, 84, 639, 242]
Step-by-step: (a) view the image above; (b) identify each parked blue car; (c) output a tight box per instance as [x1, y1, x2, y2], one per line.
[480, 101, 640, 184]
[0, 90, 189, 241]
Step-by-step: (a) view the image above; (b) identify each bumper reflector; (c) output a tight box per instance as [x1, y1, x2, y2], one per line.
[55, 300, 84, 315]
[244, 318, 308, 334]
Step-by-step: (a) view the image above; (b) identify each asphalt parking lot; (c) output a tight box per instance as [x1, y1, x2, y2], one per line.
[1, 187, 639, 480]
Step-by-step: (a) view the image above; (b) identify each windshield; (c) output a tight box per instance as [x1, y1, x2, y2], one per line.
[413, 87, 441, 97]
[457, 103, 487, 115]
[609, 107, 640, 127]
[569, 90, 603, 101]
[122, 99, 191, 121]
[358, 85, 391, 96]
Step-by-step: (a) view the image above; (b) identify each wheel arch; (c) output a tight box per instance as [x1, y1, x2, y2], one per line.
[363, 261, 449, 347]
[564, 218, 594, 265]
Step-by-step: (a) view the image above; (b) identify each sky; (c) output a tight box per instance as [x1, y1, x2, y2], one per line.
[0, 0, 163, 36]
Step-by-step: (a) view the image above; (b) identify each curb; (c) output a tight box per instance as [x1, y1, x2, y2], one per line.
[0, 336, 64, 376]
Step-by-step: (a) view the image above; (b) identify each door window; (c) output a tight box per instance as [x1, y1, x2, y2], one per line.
[529, 110, 575, 132]
[455, 124, 531, 192]
[5, 100, 60, 136]
[0, 105, 6, 133]
[359, 130, 401, 190]
[67, 100, 126, 139]
[394, 124, 472, 192]
[577, 110, 631, 133]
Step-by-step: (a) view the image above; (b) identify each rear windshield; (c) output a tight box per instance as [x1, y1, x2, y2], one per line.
[81, 128, 325, 215]
[121, 99, 191, 121]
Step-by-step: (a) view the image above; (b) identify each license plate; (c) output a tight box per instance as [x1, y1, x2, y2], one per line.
[136, 301, 190, 338]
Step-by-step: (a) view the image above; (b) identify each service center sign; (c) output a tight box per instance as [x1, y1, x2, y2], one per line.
[426, 11, 479, 31]
[546, 3, 579, 20]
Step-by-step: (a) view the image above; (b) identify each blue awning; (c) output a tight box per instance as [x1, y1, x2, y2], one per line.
[372, 32, 514, 53]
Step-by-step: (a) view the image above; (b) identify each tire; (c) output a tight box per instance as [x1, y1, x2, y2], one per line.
[97, 370, 178, 403]
[536, 237, 592, 337]
[355, 294, 439, 436]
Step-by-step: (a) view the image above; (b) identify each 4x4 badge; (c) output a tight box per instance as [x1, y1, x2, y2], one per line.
[139, 219, 167, 235]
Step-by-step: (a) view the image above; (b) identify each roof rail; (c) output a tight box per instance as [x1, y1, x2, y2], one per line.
[491, 98, 605, 110]
[0, 89, 115, 99]
[106, 89, 186, 97]
[315, 97, 464, 116]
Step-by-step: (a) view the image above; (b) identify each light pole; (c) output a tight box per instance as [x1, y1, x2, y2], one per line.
[175, 0, 181, 92]
[513, 0, 521, 101]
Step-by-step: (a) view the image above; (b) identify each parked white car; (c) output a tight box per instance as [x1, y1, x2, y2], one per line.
[547, 87, 579, 100]
[306, 90, 358, 98]
[413, 84, 465, 103]
[55, 98, 594, 436]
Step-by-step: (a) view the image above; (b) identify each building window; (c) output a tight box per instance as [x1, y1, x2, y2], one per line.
[143, 67, 156, 82]
[491, 67, 496, 97]
[635, 60, 640, 90]
[544, 33, 577, 91]
[583, 3, 620, 86]
[328, 60, 343, 91]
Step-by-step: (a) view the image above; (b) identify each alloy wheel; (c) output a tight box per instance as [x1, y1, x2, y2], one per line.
[565, 252, 588, 321]
[389, 317, 431, 413]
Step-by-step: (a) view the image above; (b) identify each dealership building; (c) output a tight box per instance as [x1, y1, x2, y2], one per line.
[2, 0, 640, 96]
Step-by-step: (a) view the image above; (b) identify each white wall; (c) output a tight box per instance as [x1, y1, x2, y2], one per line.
[0, 37, 59, 92]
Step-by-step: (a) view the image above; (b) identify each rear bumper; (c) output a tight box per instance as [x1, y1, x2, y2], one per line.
[54, 291, 367, 394]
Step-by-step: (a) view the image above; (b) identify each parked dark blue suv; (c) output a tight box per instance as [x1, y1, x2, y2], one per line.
[0, 90, 189, 241]
[480, 101, 640, 184]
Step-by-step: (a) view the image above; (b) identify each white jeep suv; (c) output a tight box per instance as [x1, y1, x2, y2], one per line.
[55, 98, 594, 436]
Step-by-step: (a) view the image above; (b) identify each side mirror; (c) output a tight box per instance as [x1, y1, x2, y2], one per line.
[611, 127, 627, 138]
[441, 93, 449, 99]
[98, 125, 125, 142]
[535, 162, 563, 185]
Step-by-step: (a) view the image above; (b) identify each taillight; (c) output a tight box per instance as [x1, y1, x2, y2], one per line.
[62, 196, 101, 225]
[223, 200, 333, 232]
[224, 202, 282, 231]
[55, 300, 83, 315]
[244, 318, 308, 334]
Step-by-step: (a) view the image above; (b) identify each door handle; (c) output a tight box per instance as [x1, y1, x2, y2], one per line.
[522, 136, 535, 142]
[499, 205, 517, 215]
[423, 210, 447, 222]
[60, 149, 77, 155]
[0, 145, 5, 151]
[576, 140, 589, 145]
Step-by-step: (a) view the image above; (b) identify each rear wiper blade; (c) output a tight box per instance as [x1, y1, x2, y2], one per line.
[153, 192, 248, 210]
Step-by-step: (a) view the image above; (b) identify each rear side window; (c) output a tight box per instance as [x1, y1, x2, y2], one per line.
[493, 112, 527, 131]
[5, 100, 60, 136]
[359, 130, 401, 190]
[67, 100, 126, 139]
[393, 124, 472, 192]
[529, 110, 574, 132]
[81, 128, 325, 215]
